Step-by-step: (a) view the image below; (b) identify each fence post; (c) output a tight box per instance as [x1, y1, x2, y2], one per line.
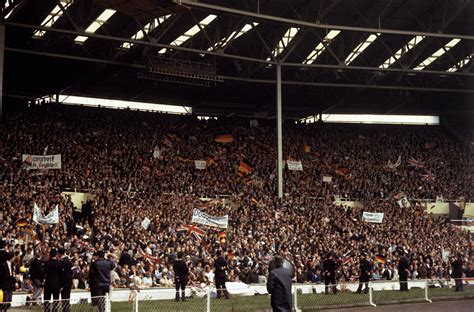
[425, 279, 432, 303]
[206, 285, 211, 312]
[134, 291, 138, 312]
[369, 282, 376, 307]
[293, 287, 301, 312]
[105, 293, 111, 312]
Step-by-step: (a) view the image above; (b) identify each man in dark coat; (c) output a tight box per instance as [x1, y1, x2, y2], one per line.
[452, 253, 464, 292]
[43, 248, 63, 312]
[214, 250, 229, 299]
[89, 251, 115, 312]
[172, 251, 188, 301]
[267, 256, 292, 312]
[58, 248, 73, 312]
[398, 252, 410, 291]
[356, 253, 371, 294]
[322, 253, 338, 294]
[29, 252, 44, 303]
[0, 241, 15, 312]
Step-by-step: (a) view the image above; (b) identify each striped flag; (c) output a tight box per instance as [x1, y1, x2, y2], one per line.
[374, 254, 386, 264]
[15, 218, 28, 227]
[219, 231, 227, 244]
[304, 145, 311, 153]
[214, 134, 234, 143]
[177, 224, 206, 241]
[238, 161, 253, 175]
[336, 166, 350, 178]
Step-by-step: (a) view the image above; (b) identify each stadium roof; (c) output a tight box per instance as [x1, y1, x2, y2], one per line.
[2, 0, 474, 117]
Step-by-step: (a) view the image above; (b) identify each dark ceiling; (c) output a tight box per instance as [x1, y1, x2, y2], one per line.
[2, 0, 474, 118]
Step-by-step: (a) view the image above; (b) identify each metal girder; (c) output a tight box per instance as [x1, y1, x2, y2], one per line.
[5, 47, 474, 94]
[7, 21, 474, 78]
[175, 0, 474, 41]
[221, 75, 474, 93]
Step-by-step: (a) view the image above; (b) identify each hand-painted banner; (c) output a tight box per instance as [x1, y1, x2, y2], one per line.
[322, 176, 333, 183]
[287, 160, 303, 171]
[33, 203, 59, 225]
[397, 197, 411, 208]
[22, 154, 62, 170]
[194, 160, 207, 170]
[192, 208, 228, 228]
[141, 217, 151, 230]
[362, 211, 384, 223]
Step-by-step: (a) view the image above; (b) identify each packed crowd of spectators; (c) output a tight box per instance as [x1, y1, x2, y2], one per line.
[0, 104, 472, 295]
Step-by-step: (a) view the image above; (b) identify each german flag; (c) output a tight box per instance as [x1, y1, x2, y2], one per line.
[214, 134, 234, 143]
[304, 145, 311, 153]
[206, 155, 216, 166]
[336, 166, 350, 177]
[15, 218, 28, 227]
[238, 161, 253, 175]
[374, 254, 386, 264]
[219, 231, 227, 244]
[251, 196, 259, 204]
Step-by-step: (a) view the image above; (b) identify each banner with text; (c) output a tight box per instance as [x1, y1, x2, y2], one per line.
[194, 160, 207, 170]
[192, 208, 228, 228]
[22, 154, 62, 170]
[33, 203, 59, 225]
[287, 160, 303, 171]
[362, 211, 384, 223]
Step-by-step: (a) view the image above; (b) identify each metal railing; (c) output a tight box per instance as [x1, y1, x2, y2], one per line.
[5, 278, 474, 311]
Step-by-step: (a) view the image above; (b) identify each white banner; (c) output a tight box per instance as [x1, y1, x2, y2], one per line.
[287, 160, 303, 171]
[141, 217, 151, 230]
[33, 203, 59, 225]
[192, 209, 228, 228]
[362, 211, 384, 223]
[22, 154, 62, 170]
[194, 160, 207, 170]
[397, 197, 411, 208]
[322, 176, 332, 183]
[153, 147, 161, 159]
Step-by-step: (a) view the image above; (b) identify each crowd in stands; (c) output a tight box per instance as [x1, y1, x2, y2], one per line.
[0, 104, 472, 295]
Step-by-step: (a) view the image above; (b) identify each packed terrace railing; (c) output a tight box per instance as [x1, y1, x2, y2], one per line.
[6, 278, 474, 311]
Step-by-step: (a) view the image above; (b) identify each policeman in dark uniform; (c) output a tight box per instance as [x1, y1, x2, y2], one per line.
[214, 250, 229, 299]
[356, 253, 371, 294]
[173, 252, 189, 301]
[398, 251, 410, 291]
[452, 253, 464, 292]
[322, 253, 338, 294]
[58, 248, 73, 312]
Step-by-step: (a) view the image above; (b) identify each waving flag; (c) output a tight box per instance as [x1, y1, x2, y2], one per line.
[385, 155, 401, 170]
[304, 145, 311, 153]
[177, 224, 206, 241]
[374, 254, 387, 264]
[336, 166, 350, 178]
[421, 172, 436, 182]
[214, 135, 234, 143]
[407, 157, 425, 169]
[238, 161, 253, 175]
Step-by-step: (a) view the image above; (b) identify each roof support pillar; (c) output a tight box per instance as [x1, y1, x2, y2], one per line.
[0, 24, 5, 119]
[276, 62, 283, 198]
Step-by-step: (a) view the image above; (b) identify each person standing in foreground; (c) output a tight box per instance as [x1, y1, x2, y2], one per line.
[322, 253, 338, 294]
[267, 256, 292, 312]
[356, 253, 371, 294]
[214, 250, 229, 299]
[0, 241, 15, 312]
[452, 253, 464, 292]
[43, 248, 63, 312]
[58, 248, 73, 312]
[398, 251, 410, 291]
[29, 252, 44, 304]
[89, 251, 115, 312]
[173, 252, 189, 301]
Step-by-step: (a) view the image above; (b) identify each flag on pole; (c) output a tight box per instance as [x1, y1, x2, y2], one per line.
[176, 224, 207, 241]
